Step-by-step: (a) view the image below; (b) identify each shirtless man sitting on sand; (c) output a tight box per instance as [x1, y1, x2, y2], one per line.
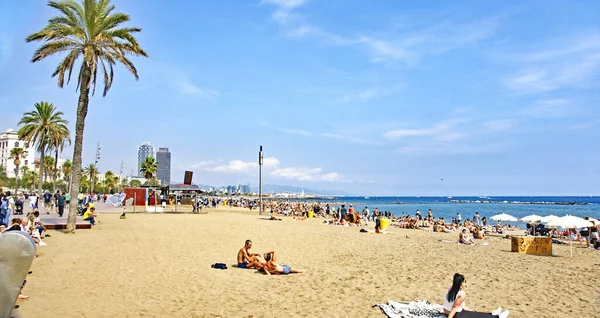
[237, 240, 262, 269]
[258, 252, 305, 275]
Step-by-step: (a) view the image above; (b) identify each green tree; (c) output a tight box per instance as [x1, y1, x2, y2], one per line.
[103, 170, 117, 193]
[49, 126, 71, 192]
[129, 179, 141, 188]
[62, 159, 72, 192]
[140, 156, 157, 181]
[18, 101, 69, 197]
[26, 0, 148, 232]
[10, 147, 25, 193]
[44, 156, 55, 184]
[84, 163, 99, 192]
[0, 166, 7, 188]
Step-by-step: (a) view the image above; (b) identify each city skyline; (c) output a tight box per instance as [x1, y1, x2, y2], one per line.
[1, 1, 599, 196]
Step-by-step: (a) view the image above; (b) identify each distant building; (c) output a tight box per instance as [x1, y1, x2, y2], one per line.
[0, 128, 36, 178]
[137, 142, 154, 176]
[156, 147, 171, 186]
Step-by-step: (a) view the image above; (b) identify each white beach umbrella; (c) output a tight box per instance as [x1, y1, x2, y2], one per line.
[520, 214, 543, 236]
[490, 213, 518, 222]
[545, 215, 593, 258]
[588, 217, 599, 225]
[540, 215, 560, 223]
[520, 214, 543, 222]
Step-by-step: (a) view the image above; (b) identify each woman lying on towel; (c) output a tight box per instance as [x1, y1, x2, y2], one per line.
[258, 253, 305, 276]
[444, 273, 509, 318]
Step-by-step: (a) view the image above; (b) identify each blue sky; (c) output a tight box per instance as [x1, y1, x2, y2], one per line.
[1, 0, 599, 196]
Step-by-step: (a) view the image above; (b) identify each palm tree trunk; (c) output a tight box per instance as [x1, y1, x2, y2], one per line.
[53, 146, 59, 192]
[38, 146, 45, 195]
[66, 65, 91, 233]
[14, 165, 19, 194]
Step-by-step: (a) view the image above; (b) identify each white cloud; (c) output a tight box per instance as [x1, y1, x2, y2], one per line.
[261, 0, 307, 26]
[270, 166, 347, 182]
[505, 34, 600, 93]
[333, 85, 404, 104]
[482, 119, 515, 132]
[186, 161, 215, 170]
[204, 157, 280, 173]
[321, 132, 381, 145]
[260, 122, 314, 136]
[174, 80, 221, 97]
[384, 118, 471, 140]
[521, 99, 577, 118]
[262, 1, 500, 64]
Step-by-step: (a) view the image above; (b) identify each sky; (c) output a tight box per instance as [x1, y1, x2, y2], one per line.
[0, 0, 599, 196]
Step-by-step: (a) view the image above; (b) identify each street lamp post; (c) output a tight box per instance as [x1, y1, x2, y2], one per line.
[259, 145, 263, 215]
[90, 142, 101, 196]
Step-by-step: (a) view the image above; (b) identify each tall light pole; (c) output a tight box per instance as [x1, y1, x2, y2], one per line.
[90, 142, 101, 195]
[118, 159, 124, 193]
[259, 144, 263, 215]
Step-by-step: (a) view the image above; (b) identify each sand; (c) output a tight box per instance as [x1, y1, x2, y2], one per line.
[16, 207, 600, 317]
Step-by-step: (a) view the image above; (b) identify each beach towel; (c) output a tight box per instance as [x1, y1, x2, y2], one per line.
[377, 300, 445, 318]
[439, 240, 488, 246]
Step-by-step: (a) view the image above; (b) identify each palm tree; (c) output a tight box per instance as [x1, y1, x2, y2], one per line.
[140, 156, 157, 182]
[10, 147, 25, 194]
[62, 160, 72, 192]
[84, 164, 99, 193]
[103, 170, 116, 193]
[26, 0, 148, 232]
[129, 179, 141, 188]
[49, 127, 71, 192]
[43, 156, 55, 184]
[18, 101, 69, 197]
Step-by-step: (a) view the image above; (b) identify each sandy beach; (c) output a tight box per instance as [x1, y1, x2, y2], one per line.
[17, 207, 600, 317]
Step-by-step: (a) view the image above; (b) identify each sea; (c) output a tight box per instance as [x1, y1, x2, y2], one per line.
[306, 196, 600, 228]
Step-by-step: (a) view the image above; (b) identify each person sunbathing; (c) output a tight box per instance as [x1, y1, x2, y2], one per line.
[444, 273, 509, 318]
[259, 253, 305, 275]
[459, 229, 475, 245]
[237, 240, 261, 269]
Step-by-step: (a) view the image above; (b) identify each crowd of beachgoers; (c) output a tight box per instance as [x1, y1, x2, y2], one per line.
[217, 197, 600, 248]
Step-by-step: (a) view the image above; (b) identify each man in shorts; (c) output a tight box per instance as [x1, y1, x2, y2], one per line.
[237, 240, 261, 269]
[43, 191, 53, 214]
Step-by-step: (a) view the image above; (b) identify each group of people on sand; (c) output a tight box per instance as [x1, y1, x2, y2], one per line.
[236, 240, 305, 275]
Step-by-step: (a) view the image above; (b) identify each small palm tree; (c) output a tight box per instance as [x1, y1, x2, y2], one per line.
[104, 170, 116, 193]
[62, 160, 72, 192]
[48, 127, 71, 192]
[44, 156, 55, 183]
[18, 101, 69, 196]
[26, 0, 148, 233]
[10, 147, 25, 193]
[84, 164, 99, 193]
[140, 156, 158, 181]
[129, 179, 141, 188]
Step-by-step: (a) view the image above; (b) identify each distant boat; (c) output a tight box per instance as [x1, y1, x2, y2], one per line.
[447, 196, 453, 199]
[364, 196, 370, 200]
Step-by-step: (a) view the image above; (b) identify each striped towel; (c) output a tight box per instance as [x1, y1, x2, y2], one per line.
[377, 300, 445, 318]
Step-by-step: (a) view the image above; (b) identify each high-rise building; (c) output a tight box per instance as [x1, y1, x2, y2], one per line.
[0, 128, 37, 178]
[156, 147, 171, 186]
[137, 142, 154, 176]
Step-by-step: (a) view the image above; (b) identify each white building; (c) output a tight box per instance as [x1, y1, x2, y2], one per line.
[0, 128, 36, 177]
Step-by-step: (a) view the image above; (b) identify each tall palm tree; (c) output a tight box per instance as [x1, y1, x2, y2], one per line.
[140, 156, 158, 182]
[48, 127, 71, 192]
[84, 163, 99, 193]
[10, 147, 25, 194]
[26, 0, 148, 232]
[62, 159, 72, 192]
[18, 101, 69, 196]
